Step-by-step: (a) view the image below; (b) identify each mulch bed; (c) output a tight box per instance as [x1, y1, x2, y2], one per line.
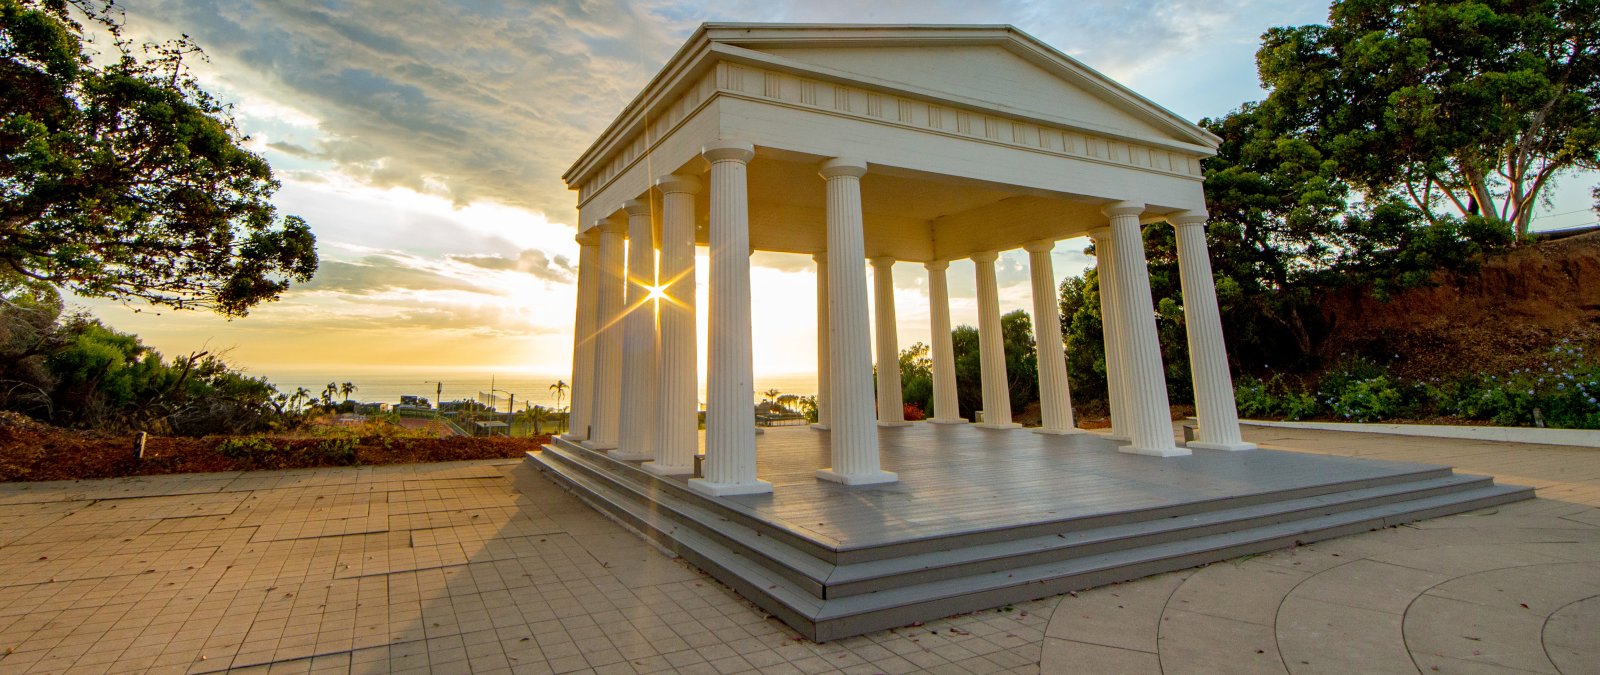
[0, 413, 547, 483]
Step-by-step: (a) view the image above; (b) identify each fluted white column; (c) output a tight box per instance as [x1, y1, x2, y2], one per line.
[1025, 240, 1080, 434]
[817, 158, 896, 486]
[811, 252, 831, 430]
[613, 200, 659, 460]
[691, 141, 771, 497]
[583, 217, 628, 450]
[563, 231, 599, 441]
[972, 251, 1020, 429]
[870, 256, 908, 426]
[925, 261, 965, 424]
[1089, 227, 1130, 441]
[644, 175, 700, 476]
[1104, 202, 1185, 456]
[1173, 212, 1256, 451]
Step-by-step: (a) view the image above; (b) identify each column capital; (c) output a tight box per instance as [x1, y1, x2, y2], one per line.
[622, 199, 652, 217]
[924, 260, 950, 272]
[812, 251, 827, 264]
[1171, 210, 1209, 227]
[869, 255, 896, 269]
[1101, 201, 1146, 218]
[654, 173, 701, 195]
[597, 217, 628, 235]
[970, 250, 999, 264]
[819, 157, 868, 179]
[1087, 226, 1112, 241]
[1022, 239, 1055, 254]
[575, 230, 598, 246]
[701, 140, 755, 164]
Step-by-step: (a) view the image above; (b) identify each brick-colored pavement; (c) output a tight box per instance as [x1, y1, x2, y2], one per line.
[0, 424, 1594, 674]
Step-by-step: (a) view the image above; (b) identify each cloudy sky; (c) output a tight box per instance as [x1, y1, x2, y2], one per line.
[84, 0, 1597, 390]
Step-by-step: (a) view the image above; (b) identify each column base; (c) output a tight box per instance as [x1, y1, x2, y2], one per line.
[687, 478, 773, 497]
[1187, 440, 1258, 451]
[1118, 444, 1192, 457]
[580, 440, 617, 451]
[641, 461, 693, 477]
[973, 422, 1023, 430]
[559, 433, 586, 442]
[608, 450, 653, 461]
[754, 427, 765, 435]
[809, 423, 830, 431]
[926, 417, 968, 425]
[876, 420, 912, 427]
[816, 468, 898, 486]
[1032, 427, 1085, 435]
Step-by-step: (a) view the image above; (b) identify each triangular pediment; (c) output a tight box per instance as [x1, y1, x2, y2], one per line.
[705, 25, 1218, 151]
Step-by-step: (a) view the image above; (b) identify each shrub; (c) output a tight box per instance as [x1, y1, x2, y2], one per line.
[216, 436, 279, 460]
[1450, 344, 1600, 429]
[903, 402, 925, 422]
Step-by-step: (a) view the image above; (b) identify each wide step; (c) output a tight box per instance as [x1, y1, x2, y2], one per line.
[526, 439, 1533, 642]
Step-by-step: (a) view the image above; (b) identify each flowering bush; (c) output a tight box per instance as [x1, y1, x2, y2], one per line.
[1449, 343, 1600, 429]
[1232, 344, 1600, 429]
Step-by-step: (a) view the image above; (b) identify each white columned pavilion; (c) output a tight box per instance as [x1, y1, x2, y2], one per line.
[1105, 202, 1185, 456]
[1173, 212, 1256, 451]
[644, 174, 700, 477]
[811, 253, 831, 430]
[1089, 227, 1130, 442]
[693, 141, 772, 496]
[557, 23, 1253, 491]
[613, 199, 658, 460]
[972, 251, 1020, 429]
[924, 261, 965, 424]
[1025, 240, 1079, 434]
[562, 231, 599, 442]
[870, 257, 908, 426]
[818, 158, 898, 485]
[583, 218, 627, 451]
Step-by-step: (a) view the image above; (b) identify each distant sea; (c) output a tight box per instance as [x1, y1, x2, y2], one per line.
[255, 366, 819, 410]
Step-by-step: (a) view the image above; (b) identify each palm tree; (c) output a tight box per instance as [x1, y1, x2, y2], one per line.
[289, 387, 313, 413]
[549, 380, 568, 409]
[520, 403, 554, 436]
[340, 381, 357, 402]
[762, 388, 781, 404]
[321, 382, 338, 407]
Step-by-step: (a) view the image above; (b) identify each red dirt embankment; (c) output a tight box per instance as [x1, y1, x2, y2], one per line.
[1317, 232, 1600, 378]
[0, 413, 544, 483]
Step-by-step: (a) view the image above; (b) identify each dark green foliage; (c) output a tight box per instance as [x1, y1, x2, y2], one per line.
[0, 280, 298, 433]
[898, 342, 933, 418]
[1, 0, 317, 315]
[935, 310, 1040, 420]
[1232, 347, 1600, 429]
[1256, 0, 1600, 238]
[217, 435, 360, 469]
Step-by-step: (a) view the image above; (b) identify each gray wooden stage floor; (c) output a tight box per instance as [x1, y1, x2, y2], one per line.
[658, 423, 1446, 551]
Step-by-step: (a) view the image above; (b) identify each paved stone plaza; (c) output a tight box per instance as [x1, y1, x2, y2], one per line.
[0, 425, 1595, 674]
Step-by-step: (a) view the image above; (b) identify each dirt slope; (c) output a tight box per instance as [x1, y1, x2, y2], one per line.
[1317, 232, 1600, 378]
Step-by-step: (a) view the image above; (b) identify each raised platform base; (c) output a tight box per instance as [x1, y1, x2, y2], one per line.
[1188, 440, 1259, 451]
[926, 417, 968, 424]
[528, 425, 1530, 642]
[973, 422, 1023, 430]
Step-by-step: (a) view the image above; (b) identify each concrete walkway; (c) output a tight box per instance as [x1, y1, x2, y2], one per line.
[0, 425, 1592, 674]
[1042, 425, 1600, 675]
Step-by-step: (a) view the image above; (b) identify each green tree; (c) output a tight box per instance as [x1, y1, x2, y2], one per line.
[897, 342, 932, 416]
[1256, 0, 1600, 238]
[946, 310, 1040, 420]
[1, 0, 317, 315]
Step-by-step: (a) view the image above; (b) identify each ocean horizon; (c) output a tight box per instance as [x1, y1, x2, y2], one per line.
[253, 365, 820, 410]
